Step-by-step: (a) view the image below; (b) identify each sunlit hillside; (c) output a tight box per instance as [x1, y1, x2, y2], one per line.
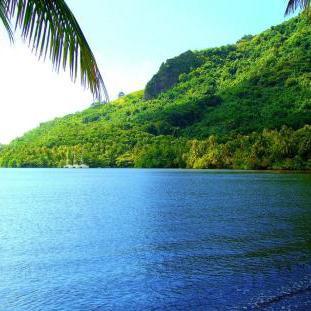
[1, 15, 310, 169]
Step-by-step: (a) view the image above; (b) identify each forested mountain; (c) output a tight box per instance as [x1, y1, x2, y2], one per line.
[0, 15, 310, 169]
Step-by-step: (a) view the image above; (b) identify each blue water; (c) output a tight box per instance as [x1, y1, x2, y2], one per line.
[0, 169, 310, 310]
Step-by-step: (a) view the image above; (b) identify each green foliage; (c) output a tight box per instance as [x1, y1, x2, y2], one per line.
[144, 50, 203, 99]
[1, 0, 108, 100]
[183, 125, 311, 170]
[285, 0, 311, 16]
[0, 16, 310, 170]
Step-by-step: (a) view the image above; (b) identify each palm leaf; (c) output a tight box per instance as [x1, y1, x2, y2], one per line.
[3, 0, 109, 101]
[0, 1, 13, 42]
[285, 0, 311, 15]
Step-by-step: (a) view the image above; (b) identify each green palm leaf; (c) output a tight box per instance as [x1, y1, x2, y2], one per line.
[285, 0, 311, 15]
[0, 1, 13, 42]
[2, 0, 109, 101]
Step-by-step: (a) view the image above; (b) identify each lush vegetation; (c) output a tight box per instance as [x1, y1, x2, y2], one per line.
[144, 50, 203, 99]
[0, 15, 310, 170]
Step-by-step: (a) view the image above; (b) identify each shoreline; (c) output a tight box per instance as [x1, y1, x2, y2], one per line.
[1, 167, 310, 173]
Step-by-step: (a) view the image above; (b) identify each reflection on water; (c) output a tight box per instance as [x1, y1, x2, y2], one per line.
[0, 169, 310, 310]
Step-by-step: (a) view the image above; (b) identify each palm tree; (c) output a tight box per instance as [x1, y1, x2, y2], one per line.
[285, 0, 310, 15]
[0, 0, 109, 102]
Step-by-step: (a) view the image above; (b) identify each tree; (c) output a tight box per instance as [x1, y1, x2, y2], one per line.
[285, 0, 311, 15]
[0, 0, 109, 101]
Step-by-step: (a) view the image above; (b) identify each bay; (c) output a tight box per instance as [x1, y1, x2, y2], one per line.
[0, 169, 310, 310]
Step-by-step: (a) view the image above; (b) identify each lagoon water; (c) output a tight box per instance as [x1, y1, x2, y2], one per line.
[0, 169, 310, 310]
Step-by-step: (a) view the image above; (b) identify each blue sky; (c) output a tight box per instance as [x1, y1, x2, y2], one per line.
[68, 0, 291, 85]
[0, 0, 295, 143]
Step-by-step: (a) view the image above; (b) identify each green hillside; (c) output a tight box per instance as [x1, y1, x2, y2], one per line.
[1, 15, 310, 169]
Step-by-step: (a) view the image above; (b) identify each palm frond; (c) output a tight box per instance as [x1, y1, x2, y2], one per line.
[0, 1, 13, 42]
[285, 0, 311, 15]
[3, 0, 109, 101]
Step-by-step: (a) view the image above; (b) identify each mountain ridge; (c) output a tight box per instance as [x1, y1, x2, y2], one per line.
[0, 15, 310, 169]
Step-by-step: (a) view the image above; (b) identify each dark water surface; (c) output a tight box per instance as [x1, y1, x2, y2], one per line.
[0, 169, 310, 310]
